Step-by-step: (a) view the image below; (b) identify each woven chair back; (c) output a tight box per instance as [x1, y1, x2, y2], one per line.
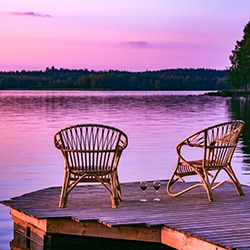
[204, 121, 244, 168]
[54, 124, 128, 176]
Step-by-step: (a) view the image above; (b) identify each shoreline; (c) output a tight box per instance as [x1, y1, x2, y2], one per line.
[205, 90, 250, 97]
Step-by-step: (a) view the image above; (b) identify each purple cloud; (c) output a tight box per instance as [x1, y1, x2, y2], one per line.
[121, 41, 151, 49]
[4, 11, 51, 18]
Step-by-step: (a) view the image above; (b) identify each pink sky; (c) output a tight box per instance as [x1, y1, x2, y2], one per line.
[0, 0, 250, 72]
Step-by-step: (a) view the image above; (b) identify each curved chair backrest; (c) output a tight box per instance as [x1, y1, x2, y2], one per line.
[204, 120, 244, 167]
[54, 124, 128, 175]
[182, 120, 244, 168]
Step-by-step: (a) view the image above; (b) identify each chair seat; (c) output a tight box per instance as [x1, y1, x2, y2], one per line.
[176, 160, 229, 180]
[179, 159, 227, 169]
[70, 175, 111, 183]
[70, 168, 112, 175]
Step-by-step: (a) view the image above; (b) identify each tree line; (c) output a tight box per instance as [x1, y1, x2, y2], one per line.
[0, 67, 229, 90]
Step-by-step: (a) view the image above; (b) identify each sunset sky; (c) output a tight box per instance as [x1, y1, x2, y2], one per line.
[1, 0, 250, 72]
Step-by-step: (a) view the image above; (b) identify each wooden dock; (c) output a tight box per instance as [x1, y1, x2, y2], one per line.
[1, 180, 250, 250]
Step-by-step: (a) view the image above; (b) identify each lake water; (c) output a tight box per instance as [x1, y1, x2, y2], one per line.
[0, 90, 250, 249]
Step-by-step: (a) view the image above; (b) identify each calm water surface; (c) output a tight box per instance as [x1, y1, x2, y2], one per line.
[0, 90, 250, 249]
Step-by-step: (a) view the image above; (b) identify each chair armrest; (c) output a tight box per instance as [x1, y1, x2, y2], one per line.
[54, 137, 63, 150]
[177, 130, 205, 149]
[176, 130, 205, 163]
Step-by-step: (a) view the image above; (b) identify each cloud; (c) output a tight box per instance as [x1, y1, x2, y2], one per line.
[4, 11, 51, 18]
[120, 41, 151, 49]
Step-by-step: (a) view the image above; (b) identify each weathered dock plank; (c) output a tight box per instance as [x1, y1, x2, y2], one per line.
[1, 180, 250, 250]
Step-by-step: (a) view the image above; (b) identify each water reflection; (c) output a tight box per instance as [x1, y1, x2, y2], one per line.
[227, 96, 250, 175]
[0, 91, 246, 193]
[0, 90, 249, 250]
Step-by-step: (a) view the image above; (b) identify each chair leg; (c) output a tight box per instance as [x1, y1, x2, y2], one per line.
[114, 171, 122, 201]
[166, 173, 180, 198]
[59, 171, 70, 208]
[201, 171, 214, 202]
[167, 165, 214, 201]
[167, 164, 182, 198]
[234, 181, 245, 196]
[110, 173, 119, 208]
[225, 165, 245, 196]
[167, 170, 203, 198]
[202, 180, 214, 202]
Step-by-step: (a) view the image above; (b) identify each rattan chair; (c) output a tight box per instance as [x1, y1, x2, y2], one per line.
[167, 120, 245, 201]
[54, 124, 128, 208]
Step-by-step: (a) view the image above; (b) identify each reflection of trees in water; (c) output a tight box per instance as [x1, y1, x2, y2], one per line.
[0, 93, 220, 117]
[228, 96, 250, 174]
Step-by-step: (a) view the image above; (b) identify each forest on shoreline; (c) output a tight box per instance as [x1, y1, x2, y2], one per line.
[0, 67, 229, 90]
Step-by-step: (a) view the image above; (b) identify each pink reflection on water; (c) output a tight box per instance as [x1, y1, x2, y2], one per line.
[0, 90, 233, 195]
